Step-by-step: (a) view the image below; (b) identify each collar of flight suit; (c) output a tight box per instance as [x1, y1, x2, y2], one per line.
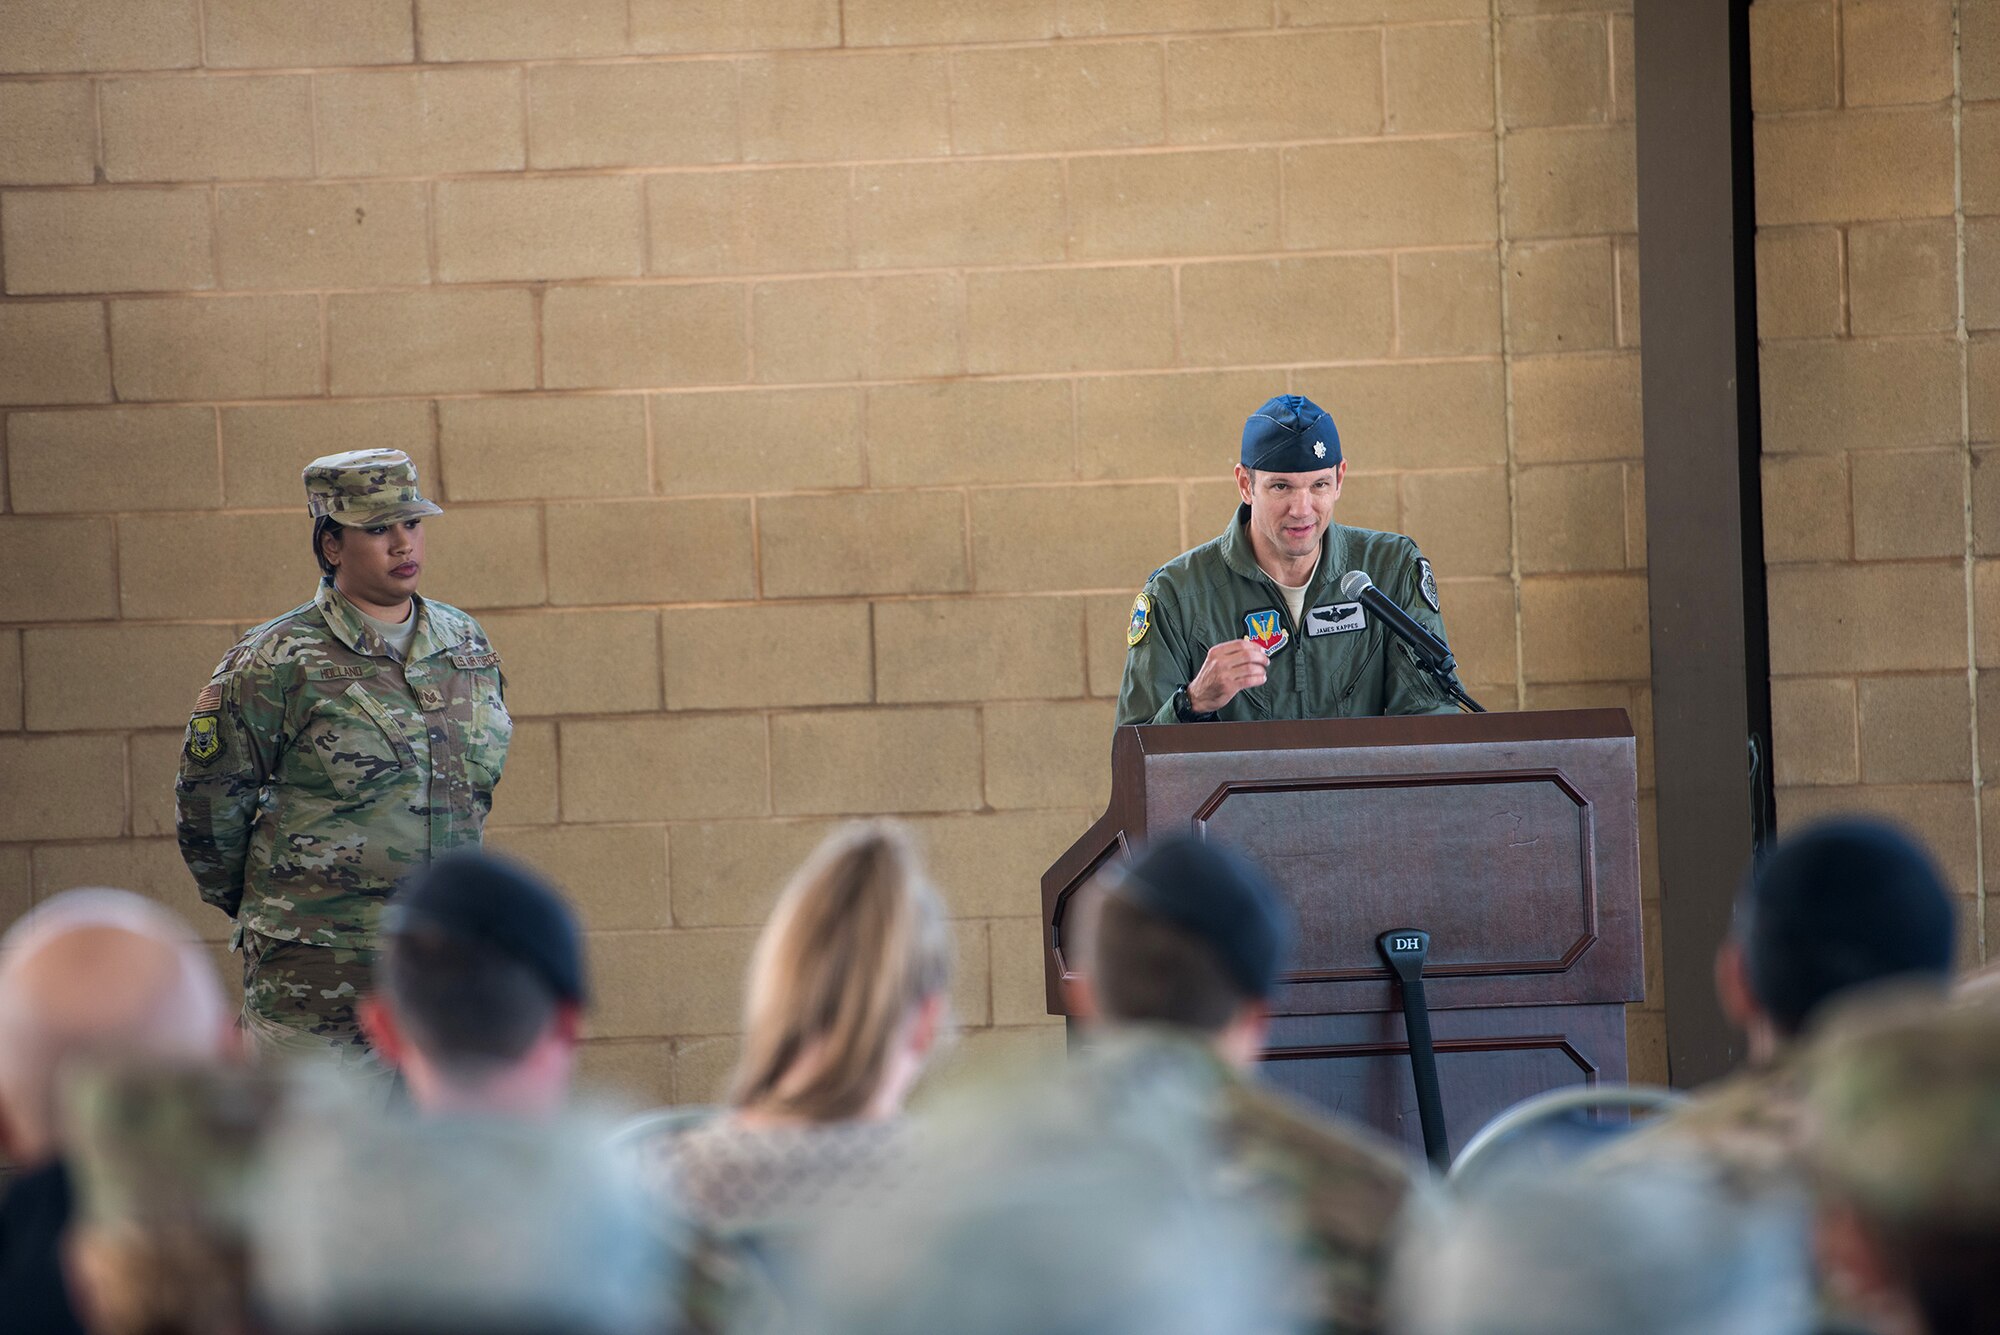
[314, 579, 454, 662]
[1218, 504, 1350, 608]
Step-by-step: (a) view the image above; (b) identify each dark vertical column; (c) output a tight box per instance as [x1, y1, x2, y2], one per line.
[1633, 0, 1772, 1087]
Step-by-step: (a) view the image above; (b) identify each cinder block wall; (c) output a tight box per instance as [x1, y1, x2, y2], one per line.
[0, 0, 1655, 1102]
[1756, 0, 1996, 971]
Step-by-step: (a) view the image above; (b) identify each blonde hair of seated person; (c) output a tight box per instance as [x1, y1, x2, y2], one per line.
[728, 823, 951, 1123]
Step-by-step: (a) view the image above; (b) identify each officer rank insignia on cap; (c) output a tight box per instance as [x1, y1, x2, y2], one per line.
[1127, 593, 1151, 647]
[1419, 558, 1440, 612]
[1244, 609, 1289, 654]
[1306, 603, 1365, 636]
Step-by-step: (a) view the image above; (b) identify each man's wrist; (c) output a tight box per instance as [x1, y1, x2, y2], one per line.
[1173, 685, 1219, 722]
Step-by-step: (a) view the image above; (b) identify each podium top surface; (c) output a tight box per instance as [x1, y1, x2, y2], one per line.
[1120, 707, 1634, 758]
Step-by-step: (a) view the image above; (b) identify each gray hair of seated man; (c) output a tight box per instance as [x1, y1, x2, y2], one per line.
[1389, 1164, 1817, 1335]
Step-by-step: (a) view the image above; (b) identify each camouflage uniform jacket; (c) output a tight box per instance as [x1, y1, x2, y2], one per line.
[1117, 510, 1459, 726]
[174, 580, 510, 949]
[1589, 1057, 1807, 1201]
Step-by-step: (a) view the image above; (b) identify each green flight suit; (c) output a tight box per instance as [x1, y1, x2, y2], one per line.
[1118, 509, 1460, 726]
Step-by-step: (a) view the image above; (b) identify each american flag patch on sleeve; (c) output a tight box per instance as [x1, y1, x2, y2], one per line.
[191, 681, 223, 715]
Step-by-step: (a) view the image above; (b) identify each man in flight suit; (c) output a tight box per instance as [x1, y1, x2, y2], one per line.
[1118, 394, 1460, 725]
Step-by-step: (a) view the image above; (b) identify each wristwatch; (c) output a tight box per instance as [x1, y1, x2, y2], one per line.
[1172, 686, 1218, 723]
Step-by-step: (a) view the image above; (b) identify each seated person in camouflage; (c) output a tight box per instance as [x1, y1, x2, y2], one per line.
[1070, 835, 1415, 1335]
[1118, 394, 1461, 725]
[174, 450, 511, 1074]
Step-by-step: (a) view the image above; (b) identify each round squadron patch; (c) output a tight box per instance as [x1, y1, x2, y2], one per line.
[1418, 558, 1440, 613]
[1127, 592, 1152, 647]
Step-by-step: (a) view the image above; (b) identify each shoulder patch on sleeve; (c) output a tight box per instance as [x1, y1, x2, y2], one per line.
[1127, 592, 1152, 647]
[191, 680, 224, 715]
[1418, 557, 1440, 612]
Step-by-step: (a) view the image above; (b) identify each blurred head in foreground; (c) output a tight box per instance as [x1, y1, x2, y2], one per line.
[1716, 817, 1954, 1065]
[1390, 1165, 1815, 1335]
[361, 850, 586, 1118]
[1806, 998, 2000, 1335]
[728, 822, 951, 1122]
[252, 1108, 671, 1335]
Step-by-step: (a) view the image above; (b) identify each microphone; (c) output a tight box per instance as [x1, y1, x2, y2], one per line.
[1339, 570, 1455, 675]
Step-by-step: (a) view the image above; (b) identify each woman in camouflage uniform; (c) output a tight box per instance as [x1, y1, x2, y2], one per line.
[174, 449, 510, 1073]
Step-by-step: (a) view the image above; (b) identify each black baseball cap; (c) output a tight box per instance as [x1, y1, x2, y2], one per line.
[385, 850, 587, 1006]
[1109, 834, 1296, 1000]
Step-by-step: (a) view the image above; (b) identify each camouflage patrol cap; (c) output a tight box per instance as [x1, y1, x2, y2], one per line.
[302, 448, 442, 528]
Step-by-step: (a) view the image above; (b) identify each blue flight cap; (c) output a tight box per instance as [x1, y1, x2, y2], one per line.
[1241, 394, 1341, 473]
[1109, 834, 1296, 1000]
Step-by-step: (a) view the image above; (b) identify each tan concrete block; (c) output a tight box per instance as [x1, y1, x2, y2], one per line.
[0, 847, 28, 930]
[1168, 31, 1382, 144]
[1184, 477, 1246, 547]
[971, 484, 1180, 594]
[1788, 784, 1975, 893]
[215, 182, 428, 290]
[24, 624, 236, 731]
[667, 817, 835, 928]
[416, 0, 626, 60]
[126, 730, 181, 837]
[546, 498, 756, 605]
[0, 736, 124, 840]
[741, 50, 950, 162]
[1976, 336, 2000, 443]
[1396, 250, 1503, 357]
[1843, 0, 1954, 107]
[1284, 140, 1499, 250]
[574, 1038, 673, 1108]
[1507, 238, 1618, 354]
[1501, 15, 1610, 128]
[34, 839, 226, 943]
[1283, 0, 1486, 19]
[1385, 21, 1493, 134]
[1750, 0, 1837, 112]
[1294, 362, 1509, 470]
[486, 718, 557, 828]
[877, 597, 1085, 704]
[1622, 464, 1645, 570]
[436, 396, 645, 502]
[420, 505, 546, 611]
[841, 0, 1055, 43]
[867, 380, 1072, 488]
[543, 285, 749, 390]
[653, 387, 865, 494]
[1076, 370, 1271, 482]
[8, 406, 217, 514]
[1769, 677, 1858, 786]
[1980, 672, 2000, 779]
[0, 517, 118, 620]
[1400, 469, 1512, 577]
[664, 602, 872, 710]
[672, 1035, 742, 1102]
[527, 62, 737, 170]
[0, 633, 17, 731]
[117, 512, 316, 620]
[949, 920, 993, 1027]
[487, 824, 669, 933]
[987, 917, 1052, 1027]
[316, 68, 525, 176]
[1511, 353, 1641, 463]
[1615, 236, 1642, 347]
[1970, 218, 2000, 333]
[589, 928, 759, 1039]
[221, 401, 434, 509]
[111, 297, 319, 403]
[1977, 448, 2000, 554]
[966, 266, 1174, 375]
[760, 491, 967, 598]
[206, 0, 412, 66]
[1181, 256, 1394, 366]
[101, 77, 310, 183]
[1501, 124, 1636, 240]
[1755, 107, 1954, 224]
[910, 809, 1089, 920]
[1851, 448, 1964, 560]
[1610, 13, 1635, 121]
[1969, 0, 2000, 101]
[1086, 592, 1138, 697]
[1335, 472, 1401, 536]
[3, 189, 211, 296]
[563, 714, 768, 822]
[853, 159, 1066, 269]
[1068, 149, 1279, 260]
[0, 0, 200, 73]
[1760, 337, 1962, 453]
[1756, 227, 1843, 339]
[1770, 563, 1966, 674]
[984, 698, 1114, 811]
[754, 274, 961, 383]
[1438, 576, 1518, 687]
[950, 43, 1164, 154]
[632, 0, 837, 52]
[478, 610, 661, 716]
[436, 178, 642, 284]
[1847, 219, 1957, 336]
[647, 167, 849, 277]
[1519, 574, 1650, 682]
[1761, 454, 1850, 563]
[1968, 106, 2000, 217]
[328, 290, 537, 396]
[770, 706, 983, 815]
[1515, 463, 1627, 573]
[0, 82, 97, 185]
[1857, 673, 1970, 784]
[0, 302, 111, 406]
[1976, 559, 2000, 666]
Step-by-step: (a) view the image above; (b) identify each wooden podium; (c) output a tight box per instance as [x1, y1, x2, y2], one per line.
[1040, 709, 1644, 1159]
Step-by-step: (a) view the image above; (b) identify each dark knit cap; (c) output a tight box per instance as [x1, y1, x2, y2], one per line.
[385, 850, 587, 1005]
[1241, 394, 1341, 473]
[1109, 834, 1296, 1000]
[1737, 816, 1955, 1036]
